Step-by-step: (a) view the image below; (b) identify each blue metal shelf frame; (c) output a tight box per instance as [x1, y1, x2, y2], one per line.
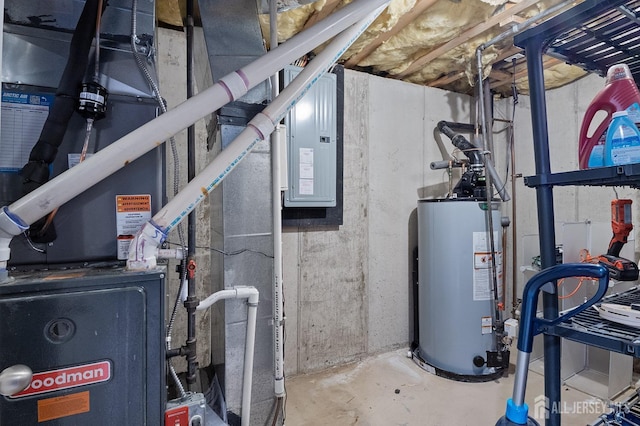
[513, 1, 638, 424]
[546, 287, 640, 357]
[524, 163, 640, 188]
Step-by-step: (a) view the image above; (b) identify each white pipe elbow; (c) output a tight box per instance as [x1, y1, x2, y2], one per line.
[0, 207, 28, 283]
[236, 286, 260, 305]
[126, 221, 167, 271]
[197, 286, 259, 311]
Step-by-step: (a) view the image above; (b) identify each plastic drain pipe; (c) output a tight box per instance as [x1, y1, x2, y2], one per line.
[197, 286, 259, 426]
[0, 0, 391, 280]
[126, 5, 389, 270]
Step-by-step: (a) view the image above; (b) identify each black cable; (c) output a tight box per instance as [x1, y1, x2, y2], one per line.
[164, 241, 274, 259]
[271, 397, 283, 426]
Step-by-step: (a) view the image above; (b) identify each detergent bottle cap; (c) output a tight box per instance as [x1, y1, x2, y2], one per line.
[606, 63, 634, 84]
[613, 110, 629, 118]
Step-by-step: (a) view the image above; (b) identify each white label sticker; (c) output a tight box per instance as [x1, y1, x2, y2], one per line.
[472, 231, 503, 301]
[299, 163, 314, 179]
[0, 92, 54, 171]
[299, 179, 314, 195]
[481, 316, 493, 335]
[68, 153, 94, 169]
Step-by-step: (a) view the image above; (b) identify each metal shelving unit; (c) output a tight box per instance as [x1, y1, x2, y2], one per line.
[513, 1, 640, 424]
[524, 163, 640, 188]
[548, 287, 640, 357]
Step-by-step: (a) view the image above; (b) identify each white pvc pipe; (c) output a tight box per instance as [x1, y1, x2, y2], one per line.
[196, 286, 259, 426]
[270, 0, 286, 399]
[242, 294, 258, 426]
[0, 0, 390, 240]
[154, 6, 387, 233]
[126, 4, 389, 269]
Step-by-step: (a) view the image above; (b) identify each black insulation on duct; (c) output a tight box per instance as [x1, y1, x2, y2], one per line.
[19, 0, 105, 240]
[436, 121, 483, 166]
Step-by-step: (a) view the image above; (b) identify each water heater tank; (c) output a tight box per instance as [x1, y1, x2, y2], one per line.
[417, 198, 502, 380]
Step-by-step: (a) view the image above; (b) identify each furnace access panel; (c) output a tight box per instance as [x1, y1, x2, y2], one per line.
[0, 268, 165, 425]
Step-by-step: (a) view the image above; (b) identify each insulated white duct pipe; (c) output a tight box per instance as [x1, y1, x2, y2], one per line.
[0, 0, 391, 277]
[127, 4, 390, 269]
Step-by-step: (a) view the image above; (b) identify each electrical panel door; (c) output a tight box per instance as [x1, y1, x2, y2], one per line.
[284, 65, 337, 207]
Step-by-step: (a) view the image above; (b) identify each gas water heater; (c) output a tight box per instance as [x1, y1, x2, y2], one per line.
[413, 121, 509, 381]
[417, 199, 504, 379]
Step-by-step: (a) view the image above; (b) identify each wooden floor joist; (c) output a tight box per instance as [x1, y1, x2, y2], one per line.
[303, 0, 342, 30]
[394, 0, 542, 80]
[343, 0, 439, 68]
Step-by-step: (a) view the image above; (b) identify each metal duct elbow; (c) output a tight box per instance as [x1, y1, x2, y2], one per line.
[437, 121, 483, 166]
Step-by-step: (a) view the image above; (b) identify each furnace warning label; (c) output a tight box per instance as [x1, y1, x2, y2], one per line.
[472, 231, 503, 301]
[38, 391, 90, 422]
[0, 91, 54, 171]
[116, 195, 151, 234]
[116, 195, 152, 260]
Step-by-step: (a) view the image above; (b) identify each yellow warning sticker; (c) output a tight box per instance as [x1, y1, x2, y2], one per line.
[37, 391, 90, 422]
[116, 194, 151, 213]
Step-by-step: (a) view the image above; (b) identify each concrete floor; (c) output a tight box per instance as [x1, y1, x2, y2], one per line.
[284, 349, 626, 426]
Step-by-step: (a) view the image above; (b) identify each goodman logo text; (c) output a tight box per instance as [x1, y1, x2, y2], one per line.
[10, 360, 111, 398]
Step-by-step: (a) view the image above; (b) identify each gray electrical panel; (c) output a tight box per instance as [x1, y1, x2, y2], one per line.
[284, 65, 337, 207]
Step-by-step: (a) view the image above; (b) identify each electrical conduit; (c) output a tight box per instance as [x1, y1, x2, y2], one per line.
[269, 0, 286, 404]
[126, 4, 390, 270]
[0, 0, 392, 276]
[197, 286, 259, 426]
